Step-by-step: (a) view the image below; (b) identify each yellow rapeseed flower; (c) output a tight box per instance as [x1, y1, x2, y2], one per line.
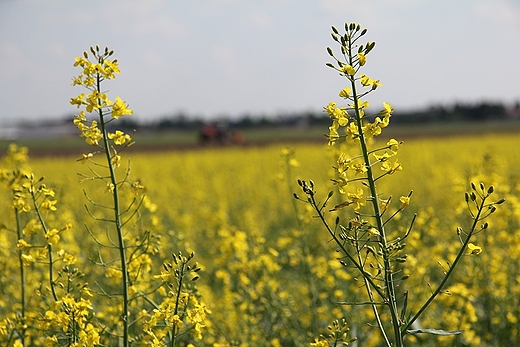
[468, 243, 482, 255]
[357, 52, 367, 66]
[21, 254, 35, 266]
[399, 195, 411, 209]
[111, 96, 133, 119]
[17, 239, 31, 249]
[339, 64, 356, 76]
[108, 130, 131, 145]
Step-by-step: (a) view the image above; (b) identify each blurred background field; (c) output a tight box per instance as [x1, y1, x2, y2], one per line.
[1, 118, 520, 157]
[2, 127, 519, 345]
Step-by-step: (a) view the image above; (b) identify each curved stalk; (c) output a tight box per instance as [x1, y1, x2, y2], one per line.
[401, 193, 489, 335]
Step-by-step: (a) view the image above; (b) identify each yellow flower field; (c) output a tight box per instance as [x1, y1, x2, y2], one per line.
[1, 132, 519, 346]
[1, 26, 519, 346]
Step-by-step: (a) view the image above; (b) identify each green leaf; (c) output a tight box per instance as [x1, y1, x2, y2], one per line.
[407, 328, 464, 336]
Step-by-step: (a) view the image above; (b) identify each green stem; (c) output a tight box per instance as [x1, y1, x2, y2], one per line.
[285, 155, 319, 333]
[354, 232, 391, 346]
[401, 194, 488, 335]
[346, 33, 402, 347]
[30, 187, 59, 302]
[308, 193, 385, 299]
[171, 262, 186, 347]
[15, 207, 26, 346]
[96, 71, 130, 347]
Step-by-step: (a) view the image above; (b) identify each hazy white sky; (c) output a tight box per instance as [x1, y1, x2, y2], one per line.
[1, 0, 519, 124]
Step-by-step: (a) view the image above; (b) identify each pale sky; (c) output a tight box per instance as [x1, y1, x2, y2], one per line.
[1, 0, 519, 124]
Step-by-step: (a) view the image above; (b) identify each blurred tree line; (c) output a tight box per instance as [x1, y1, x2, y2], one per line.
[107, 101, 518, 132]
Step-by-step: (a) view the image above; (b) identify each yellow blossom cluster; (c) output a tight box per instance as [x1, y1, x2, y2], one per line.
[70, 46, 133, 150]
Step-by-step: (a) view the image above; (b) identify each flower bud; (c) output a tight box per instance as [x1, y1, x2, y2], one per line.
[487, 185, 494, 194]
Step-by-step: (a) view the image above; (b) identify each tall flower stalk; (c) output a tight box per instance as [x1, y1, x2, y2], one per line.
[297, 22, 504, 346]
[71, 45, 134, 346]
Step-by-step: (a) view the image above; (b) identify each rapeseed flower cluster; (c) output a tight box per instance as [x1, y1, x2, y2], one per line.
[69, 45, 210, 346]
[296, 22, 505, 347]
